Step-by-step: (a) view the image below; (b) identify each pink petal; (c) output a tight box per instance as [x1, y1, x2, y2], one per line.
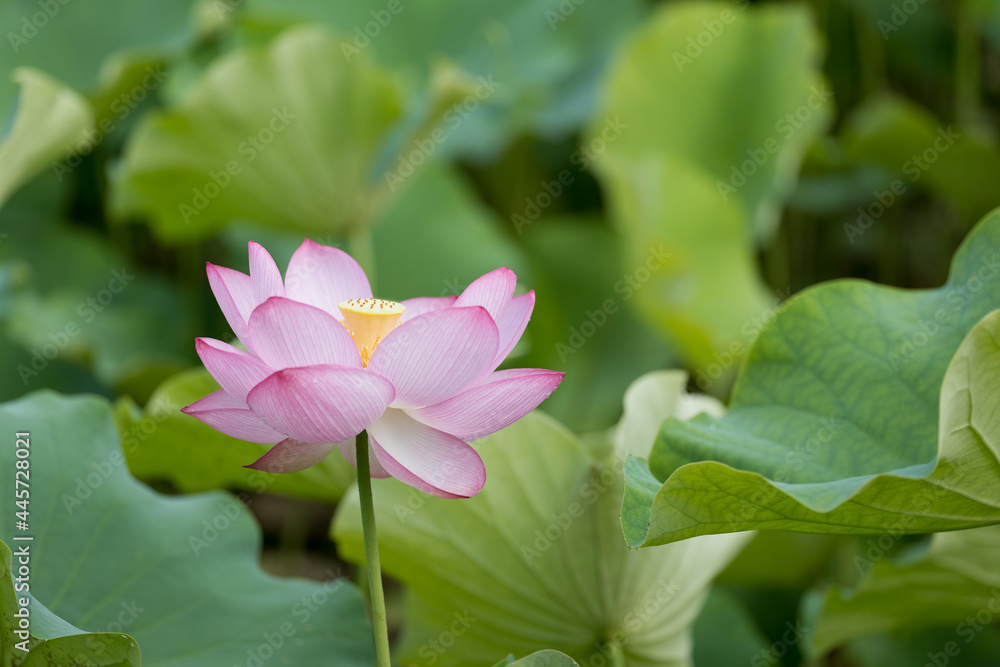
[493, 291, 534, 367]
[399, 296, 457, 323]
[246, 365, 393, 444]
[244, 438, 338, 473]
[367, 307, 498, 409]
[284, 239, 372, 316]
[246, 297, 361, 369]
[195, 338, 274, 402]
[454, 267, 516, 321]
[206, 263, 255, 341]
[368, 409, 486, 498]
[337, 438, 391, 478]
[409, 368, 564, 440]
[182, 390, 286, 443]
[249, 241, 284, 303]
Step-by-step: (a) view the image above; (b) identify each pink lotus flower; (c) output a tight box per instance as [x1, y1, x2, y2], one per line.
[182, 240, 564, 498]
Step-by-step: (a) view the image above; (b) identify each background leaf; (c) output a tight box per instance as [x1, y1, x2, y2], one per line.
[841, 94, 1000, 223]
[0, 0, 198, 119]
[590, 2, 831, 367]
[240, 0, 647, 158]
[690, 589, 771, 667]
[116, 368, 356, 502]
[0, 218, 194, 396]
[0, 69, 94, 207]
[0, 391, 373, 666]
[807, 525, 1000, 657]
[623, 209, 1000, 546]
[1, 540, 141, 666]
[114, 26, 403, 242]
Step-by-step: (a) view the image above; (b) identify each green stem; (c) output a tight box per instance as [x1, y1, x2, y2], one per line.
[355, 430, 391, 667]
[605, 642, 626, 667]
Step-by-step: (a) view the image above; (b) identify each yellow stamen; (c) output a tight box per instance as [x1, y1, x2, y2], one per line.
[338, 298, 405, 367]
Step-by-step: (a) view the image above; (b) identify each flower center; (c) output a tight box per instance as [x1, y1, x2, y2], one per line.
[338, 298, 405, 367]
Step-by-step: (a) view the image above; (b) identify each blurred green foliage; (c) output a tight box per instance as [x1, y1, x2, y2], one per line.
[3, 0, 1000, 664]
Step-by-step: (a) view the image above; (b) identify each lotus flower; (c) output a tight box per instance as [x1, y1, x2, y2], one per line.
[182, 240, 564, 498]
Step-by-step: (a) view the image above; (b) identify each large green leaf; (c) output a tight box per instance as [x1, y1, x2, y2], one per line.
[841, 94, 1000, 224]
[808, 525, 1000, 657]
[0, 69, 93, 207]
[116, 368, 356, 502]
[114, 26, 403, 242]
[241, 0, 646, 157]
[0, 392, 373, 665]
[1, 540, 141, 666]
[333, 372, 749, 666]
[590, 2, 830, 367]
[622, 210, 1000, 547]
